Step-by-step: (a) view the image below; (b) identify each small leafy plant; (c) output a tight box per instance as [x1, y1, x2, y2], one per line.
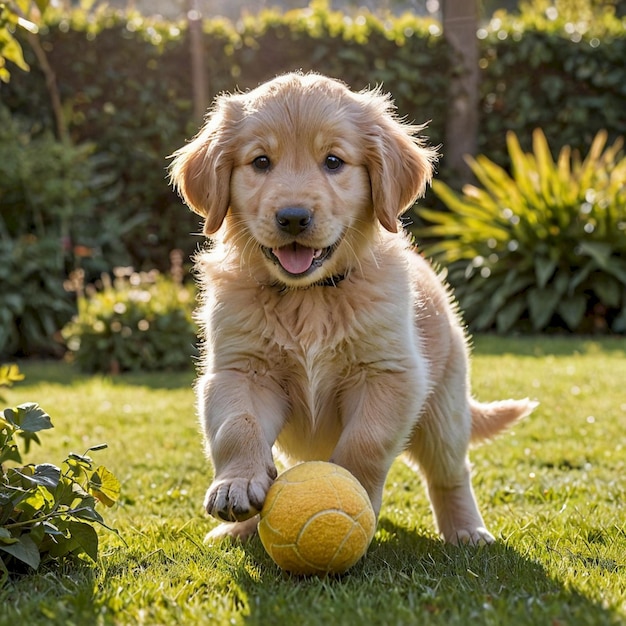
[417, 129, 626, 333]
[62, 262, 197, 373]
[0, 364, 120, 584]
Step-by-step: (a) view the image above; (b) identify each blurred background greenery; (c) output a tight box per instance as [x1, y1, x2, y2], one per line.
[0, 0, 624, 363]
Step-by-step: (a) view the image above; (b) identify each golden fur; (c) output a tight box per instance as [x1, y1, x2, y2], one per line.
[170, 72, 535, 545]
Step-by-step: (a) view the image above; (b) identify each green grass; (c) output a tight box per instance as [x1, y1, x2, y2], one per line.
[1, 336, 625, 625]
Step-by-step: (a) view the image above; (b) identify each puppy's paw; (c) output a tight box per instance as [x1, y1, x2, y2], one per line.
[204, 516, 260, 543]
[204, 468, 277, 522]
[447, 526, 495, 546]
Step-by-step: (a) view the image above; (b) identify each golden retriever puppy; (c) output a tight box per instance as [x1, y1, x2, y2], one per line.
[170, 72, 535, 545]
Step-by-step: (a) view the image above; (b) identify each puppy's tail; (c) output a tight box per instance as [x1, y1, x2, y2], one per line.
[470, 398, 537, 442]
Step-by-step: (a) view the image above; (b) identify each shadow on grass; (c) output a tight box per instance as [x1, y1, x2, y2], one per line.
[0, 561, 105, 626]
[472, 334, 626, 357]
[231, 518, 620, 626]
[13, 359, 195, 390]
[6, 519, 618, 625]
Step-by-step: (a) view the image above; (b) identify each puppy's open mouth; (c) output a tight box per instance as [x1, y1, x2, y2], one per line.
[262, 242, 338, 277]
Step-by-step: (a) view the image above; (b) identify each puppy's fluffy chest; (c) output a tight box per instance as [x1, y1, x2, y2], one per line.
[200, 248, 417, 371]
[198, 248, 420, 445]
[253, 283, 415, 460]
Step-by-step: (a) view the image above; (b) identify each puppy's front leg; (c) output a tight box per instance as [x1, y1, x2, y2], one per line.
[331, 366, 424, 516]
[199, 369, 285, 524]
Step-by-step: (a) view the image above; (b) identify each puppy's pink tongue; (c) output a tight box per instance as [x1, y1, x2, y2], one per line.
[273, 244, 315, 274]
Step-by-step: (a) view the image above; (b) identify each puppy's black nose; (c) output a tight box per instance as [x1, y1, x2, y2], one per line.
[275, 207, 312, 236]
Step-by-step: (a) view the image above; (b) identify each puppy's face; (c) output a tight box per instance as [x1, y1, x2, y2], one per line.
[170, 73, 435, 288]
[229, 89, 373, 286]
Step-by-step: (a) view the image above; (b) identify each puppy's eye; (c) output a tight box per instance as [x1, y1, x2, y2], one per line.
[324, 155, 344, 172]
[252, 155, 271, 171]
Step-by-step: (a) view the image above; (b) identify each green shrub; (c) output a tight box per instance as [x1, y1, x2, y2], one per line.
[417, 129, 626, 334]
[0, 364, 120, 583]
[0, 107, 127, 358]
[62, 264, 197, 373]
[0, 236, 74, 358]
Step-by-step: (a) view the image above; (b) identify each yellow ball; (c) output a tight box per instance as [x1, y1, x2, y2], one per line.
[258, 461, 376, 575]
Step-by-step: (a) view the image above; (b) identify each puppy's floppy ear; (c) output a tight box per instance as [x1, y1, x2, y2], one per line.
[359, 92, 438, 233]
[169, 96, 240, 235]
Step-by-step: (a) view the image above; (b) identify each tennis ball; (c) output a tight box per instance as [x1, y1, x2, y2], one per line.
[258, 461, 376, 575]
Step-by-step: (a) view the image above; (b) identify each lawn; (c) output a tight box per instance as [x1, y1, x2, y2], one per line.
[1, 336, 625, 625]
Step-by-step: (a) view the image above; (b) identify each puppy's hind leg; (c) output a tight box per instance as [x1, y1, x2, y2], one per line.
[406, 387, 495, 546]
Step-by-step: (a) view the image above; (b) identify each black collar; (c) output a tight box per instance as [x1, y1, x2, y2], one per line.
[271, 272, 347, 293]
[315, 273, 346, 288]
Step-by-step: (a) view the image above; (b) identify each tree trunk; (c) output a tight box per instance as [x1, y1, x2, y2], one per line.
[188, 0, 208, 123]
[442, 0, 479, 187]
[27, 31, 67, 143]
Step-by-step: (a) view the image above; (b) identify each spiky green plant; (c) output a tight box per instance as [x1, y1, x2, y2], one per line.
[417, 129, 626, 333]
